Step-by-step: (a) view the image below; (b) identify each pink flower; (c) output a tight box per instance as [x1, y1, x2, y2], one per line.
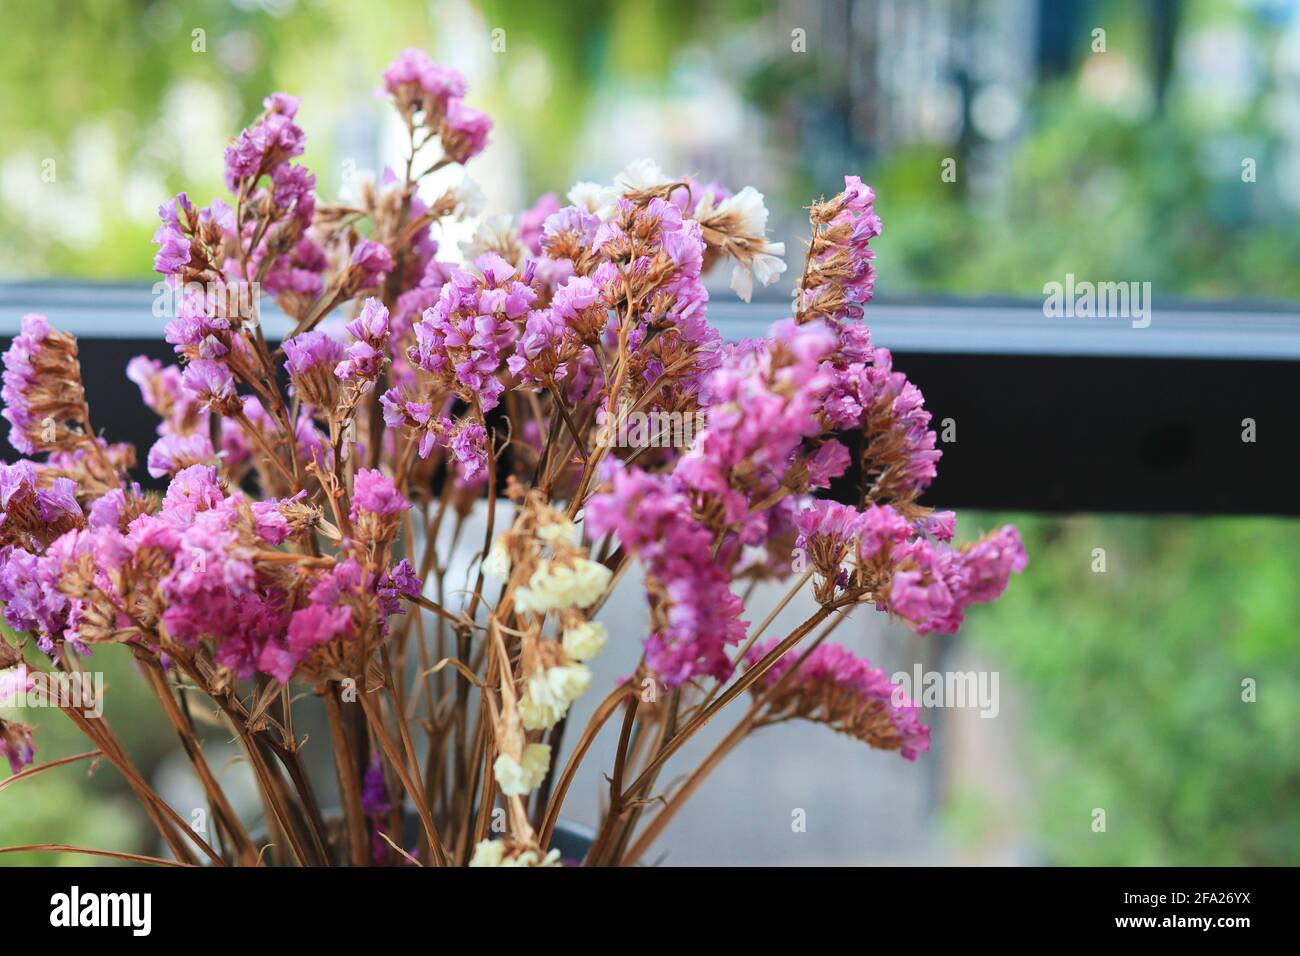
[518, 193, 561, 254]
[587, 461, 747, 686]
[746, 640, 930, 761]
[287, 603, 352, 655]
[380, 49, 467, 113]
[351, 468, 410, 519]
[441, 99, 491, 163]
[180, 359, 236, 408]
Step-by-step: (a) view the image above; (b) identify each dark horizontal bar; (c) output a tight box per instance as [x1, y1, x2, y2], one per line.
[1, 281, 1297, 516]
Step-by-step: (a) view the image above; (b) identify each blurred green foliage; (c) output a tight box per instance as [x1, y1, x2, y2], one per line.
[960, 514, 1300, 865]
[870, 91, 1300, 299]
[0, 643, 159, 866]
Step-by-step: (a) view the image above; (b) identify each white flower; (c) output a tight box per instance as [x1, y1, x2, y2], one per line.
[493, 742, 551, 796]
[339, 167, 374, 205]
[514, 558, 611, 614]
[716, 185, 771, 237]
[562, 621, 608, 662]
[450, 175, 487, 217]
[729, 246, 787, 303]
[613, 158, 670, 195]
[730, 264, 755, 303]
[469, 838, 561, 867]
[690, 184, 728, 220]
[712, 187, 785, 302]
[520, 662, 592, 730]
[567, 180, 611, 214]
[459, 214, 517, 262]
[484, 536, 511, 577]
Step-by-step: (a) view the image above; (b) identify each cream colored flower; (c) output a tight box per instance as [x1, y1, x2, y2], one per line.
[514, 558, 611, 615]
[519, 662, 593, 731]
[493, 742, 551, 796]
[469, 838, 561, 867]
[562, 621, 608, 662]
[537, 518, 579, 547]
[484, 536, 511, 577]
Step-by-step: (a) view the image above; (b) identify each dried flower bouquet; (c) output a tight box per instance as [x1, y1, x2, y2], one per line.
[0, 49, 1026, 867]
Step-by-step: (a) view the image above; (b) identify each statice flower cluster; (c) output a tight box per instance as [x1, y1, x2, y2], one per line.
[0, 49, 1023, 868]
[745, 639, 931, 760]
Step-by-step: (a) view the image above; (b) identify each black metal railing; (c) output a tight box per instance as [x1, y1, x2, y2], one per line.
[3, 280, 1297, 516]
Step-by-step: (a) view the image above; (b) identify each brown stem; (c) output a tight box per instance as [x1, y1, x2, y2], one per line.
[585, 695, 640, 865]
[619, 606, 833, 802]
[538, 683, 631, 848]
[325, 683, 370, 866]
[358, 687, 450, 865]
[619, 708, 753, 866]
[138, 660, 258, 865]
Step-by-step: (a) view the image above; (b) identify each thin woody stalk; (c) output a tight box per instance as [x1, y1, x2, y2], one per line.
[619, 608, 852, 866]
[618, 606, 835, 803]
[137, 658, 258, 865]
[324, 682, 369, 866]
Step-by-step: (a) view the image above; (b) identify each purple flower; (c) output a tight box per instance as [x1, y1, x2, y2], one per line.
[410, 261, 526, 412]
[881, 526, 1027, 634]
[334, 341, 383, 386]
[153, 224, 191, 275]
[286, 604, 352, 658]
[795, 500, 865, 554]
[271, 163, 316, 223]
[36, 478, 80, 524]
[223, 104, 306, 191]
[797, 174, 881, 323]
[858, 504, 913, 561]
[283, 330, 344, 376]
[346, 298, 390, 345]
[1, 719, 35, 775]
[251, 499, 291, 545]
[263, 91, 299, 116]
[362, 754, 391, 817]
[180, 360, 235, 408]
[806, 440, 850, 490]
[152, 192, 195, 275]
[389, 559, 421, 598]
[2, 314, 56, 454]
[147, 432, 214, 479]
[959, 526, 1028, 603]
[351, 240, 393, 278]
[674, 319, 836, 524]
[587, 461, 747, 686]
[448, 421, 487, 482]
[159, 464, 226, 524]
